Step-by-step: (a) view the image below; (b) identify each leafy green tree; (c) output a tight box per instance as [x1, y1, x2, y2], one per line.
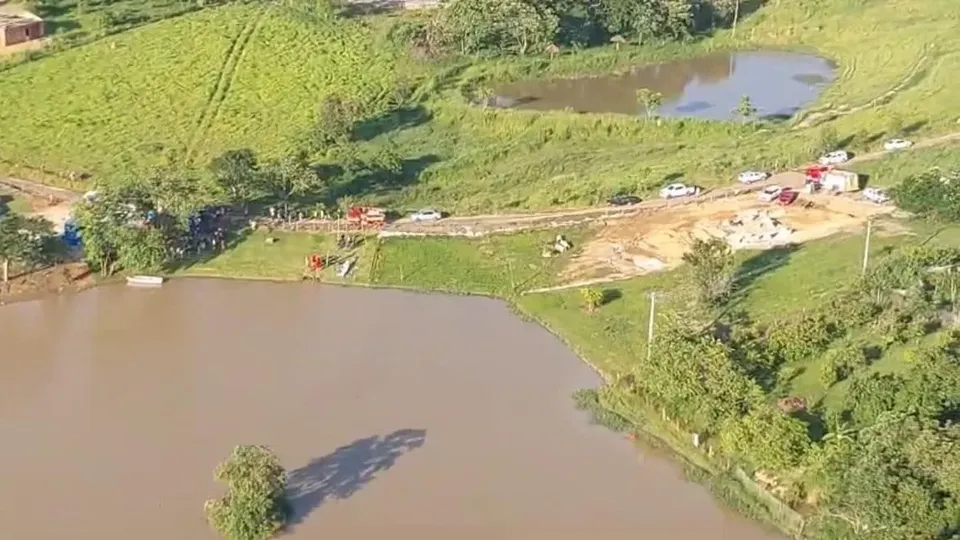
[599, 0, 690, 44]
[765, 311, 837, 364]
[436, 0, 558, 56]
[262, 153, 322, 218]
[718, 405, 810, 471]
[890, 168, 960, 221]
[681, 237, 736, 306]
[205, 445, 288, 540]
[0, 214, 54, 283]
[579, 287, 604, 312]
[308, 95, 358, 149]
[635, 87, 663, 119]
[734, 94, 757, 123]
[209, 149, 261, 210]
[116, 226, 168, 274]
[73, 182, 178, 276]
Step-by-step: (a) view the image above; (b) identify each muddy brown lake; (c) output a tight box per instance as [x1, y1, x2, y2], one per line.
[495, 51, 836, 120]
[0, 279, 782, 539]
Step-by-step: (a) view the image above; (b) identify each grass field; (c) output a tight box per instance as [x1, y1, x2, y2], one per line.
[0, 2, 401, 181]
[369, 228, 592, 295]
[1, 0, 958, 212]
[177, 229, 379, 283]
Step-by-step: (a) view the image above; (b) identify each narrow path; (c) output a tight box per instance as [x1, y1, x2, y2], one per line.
[184, 10, 264, 165]
[847, 132, 960, 164]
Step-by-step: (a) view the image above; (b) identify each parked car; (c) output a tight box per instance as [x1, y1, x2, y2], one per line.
[659, 183, 700, 199]
[758, 185, 783, 202]
[883, 138, 913, 151]
[818, 150, 851, 165]
[737, 171, 769, 184]
[778, 188, 799, 206]
[409, 209, 442, 222]
[608, 194, 641, 206]
[863, 187, 891, 204]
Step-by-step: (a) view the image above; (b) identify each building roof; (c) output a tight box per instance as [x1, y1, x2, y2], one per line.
[0, 4, 42, 29]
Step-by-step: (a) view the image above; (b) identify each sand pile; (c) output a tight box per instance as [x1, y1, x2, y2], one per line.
[721, 209, 795, 248]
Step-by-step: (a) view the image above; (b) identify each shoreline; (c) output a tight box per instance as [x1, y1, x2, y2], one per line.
[1, 269, 797, 537]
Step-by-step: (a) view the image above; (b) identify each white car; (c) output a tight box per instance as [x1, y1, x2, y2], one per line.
[659, 182, 700, 199]
[883, 138, 913, 151]
[758, 185, 783, 202]
[863, 187, 890, 204]
[409, 209, 442, 222]
[818, 150, 851, 165]
[737, 171, 769, 184]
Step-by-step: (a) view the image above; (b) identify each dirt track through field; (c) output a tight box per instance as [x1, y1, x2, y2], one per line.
[184, 9, 265, 164]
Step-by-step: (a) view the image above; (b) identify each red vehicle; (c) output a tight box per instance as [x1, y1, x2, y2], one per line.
[805, 165, 832, 185]
[778, 188, 799, 206]
[346, 206, 386, 229]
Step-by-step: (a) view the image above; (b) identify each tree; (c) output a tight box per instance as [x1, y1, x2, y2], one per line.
[205, 445, 288, 540]
[436, 0, 558, 56]
[0, 214, 54, 283]
[579, 287, 604, 312]
[599, 0, 691, 45]
[718, 405, 810, 471]
[734, 94, 757, 123]
[210, 149, 261, 210]
[116, 226, 168, 274]
[635, 88, 663, 119]
[310, 95, 357, 149]
[262, 153, 321, 218]
[890, 168, 960, 221]
[73, 182, 178, 276]
[682, 237, 736, 306]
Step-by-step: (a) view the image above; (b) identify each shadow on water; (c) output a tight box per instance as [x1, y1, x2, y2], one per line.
[286, 428, 427, 527]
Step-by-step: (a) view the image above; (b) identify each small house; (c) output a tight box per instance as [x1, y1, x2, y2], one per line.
[0, 5, 44, 49]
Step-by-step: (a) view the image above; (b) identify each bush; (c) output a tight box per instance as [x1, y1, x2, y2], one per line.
[205, 445, 289, 540]
[766, 312, 838, 365]
[579, 287, 604, 312]
[890, 168, 960, 221]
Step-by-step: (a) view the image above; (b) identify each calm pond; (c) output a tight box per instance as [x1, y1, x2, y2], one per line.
[495, 51, 836, 120]
[0, 280, 783, 539]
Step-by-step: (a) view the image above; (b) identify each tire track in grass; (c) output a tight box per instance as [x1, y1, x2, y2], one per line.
[185, 9, 265, 165]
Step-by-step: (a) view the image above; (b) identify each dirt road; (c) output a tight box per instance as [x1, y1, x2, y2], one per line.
[3, 131, 957, 239]
[381, 172, 807, 237]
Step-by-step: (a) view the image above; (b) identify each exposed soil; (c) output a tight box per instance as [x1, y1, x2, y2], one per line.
[560, 191, 898, 284]
[0, 261, 94, 305]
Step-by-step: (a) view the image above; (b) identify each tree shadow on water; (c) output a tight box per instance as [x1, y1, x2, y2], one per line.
[285, 428, 427, 527]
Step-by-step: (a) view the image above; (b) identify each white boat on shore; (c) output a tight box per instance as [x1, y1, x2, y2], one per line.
[126, 275, 165, 287]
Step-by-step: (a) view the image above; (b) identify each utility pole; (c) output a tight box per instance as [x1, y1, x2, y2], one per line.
[646, 291, 656, 361]
[861, 219, 872, 276]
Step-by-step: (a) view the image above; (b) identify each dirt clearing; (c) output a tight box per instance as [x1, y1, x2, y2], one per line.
[561, 192, 899, 284]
